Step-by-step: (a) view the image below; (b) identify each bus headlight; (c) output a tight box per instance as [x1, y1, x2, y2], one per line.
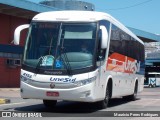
[20, 75, 31, 84]
[74, 76, 97, 87]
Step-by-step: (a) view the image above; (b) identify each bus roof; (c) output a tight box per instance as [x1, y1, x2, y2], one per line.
[32, 11, 143, 44]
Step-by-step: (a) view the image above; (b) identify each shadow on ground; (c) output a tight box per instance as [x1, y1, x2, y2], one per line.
[12, 97, 140, 116]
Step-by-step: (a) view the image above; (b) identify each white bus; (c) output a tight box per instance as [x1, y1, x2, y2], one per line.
[14, 11, 145, 109]
[146, 72, 160, 87]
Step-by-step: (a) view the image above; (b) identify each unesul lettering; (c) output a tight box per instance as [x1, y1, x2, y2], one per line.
[124, 57, 140, 74]
[50, 77, 76, 83]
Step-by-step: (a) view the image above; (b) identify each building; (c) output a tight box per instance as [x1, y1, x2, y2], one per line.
[0, 0, 160, 87]
[0, 0, 58, 87]
[40, 0, 95, 11]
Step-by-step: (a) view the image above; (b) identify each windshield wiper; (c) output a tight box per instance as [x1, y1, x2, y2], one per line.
[54, 23, 72, 75]
[35, 56, 44, 73]
[55, 23, 62, 58]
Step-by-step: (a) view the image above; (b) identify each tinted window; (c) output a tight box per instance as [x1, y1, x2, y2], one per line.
[109, 24, 144, 62]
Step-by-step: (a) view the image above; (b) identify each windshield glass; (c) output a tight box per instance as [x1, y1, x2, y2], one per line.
[23, 22, 97, 73]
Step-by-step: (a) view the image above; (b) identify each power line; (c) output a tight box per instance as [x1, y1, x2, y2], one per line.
[96, 0, 154, 11]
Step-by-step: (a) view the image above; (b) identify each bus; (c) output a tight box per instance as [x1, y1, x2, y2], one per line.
[145, 72, 160, 87]
[145, 59, 160, 87]
[14, 11, 145, 109]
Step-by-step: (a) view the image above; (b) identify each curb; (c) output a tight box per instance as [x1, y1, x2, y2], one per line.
[0, 88, 20, 91]
[0, 98, 10, 104]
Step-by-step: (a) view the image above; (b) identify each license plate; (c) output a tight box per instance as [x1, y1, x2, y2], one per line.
[46, 92, 59, 97]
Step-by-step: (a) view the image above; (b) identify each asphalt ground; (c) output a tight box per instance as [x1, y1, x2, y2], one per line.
[1, 87, 160, 119]
[1, 87, 160, 107]
[0, 88, 19, 104]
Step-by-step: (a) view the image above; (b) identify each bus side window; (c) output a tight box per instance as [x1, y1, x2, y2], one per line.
[109, 24, 126, 57]
[108, 43, 115, 56]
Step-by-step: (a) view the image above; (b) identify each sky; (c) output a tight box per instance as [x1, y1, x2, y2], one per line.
[27, 0, 160, 34]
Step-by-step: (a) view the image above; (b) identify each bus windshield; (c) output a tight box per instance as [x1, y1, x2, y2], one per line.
[23, 22, 97, 74]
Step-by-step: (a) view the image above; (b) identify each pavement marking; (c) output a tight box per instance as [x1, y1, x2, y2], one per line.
[0, 99, 10, 104]
[0, 102, 26, 107]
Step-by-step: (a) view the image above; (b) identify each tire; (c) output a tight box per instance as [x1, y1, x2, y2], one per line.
[43, 100, 57, 108]
[153, 84, 156, 88]
[149, 84, 152, 88]
[123, 82, 138, 101]
[96, 86, 110, 109]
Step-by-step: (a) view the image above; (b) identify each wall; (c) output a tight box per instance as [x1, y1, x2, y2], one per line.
[0, 13, 29, 87]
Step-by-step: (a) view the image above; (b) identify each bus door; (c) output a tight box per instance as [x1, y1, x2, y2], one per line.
[96, 50, 107, 87]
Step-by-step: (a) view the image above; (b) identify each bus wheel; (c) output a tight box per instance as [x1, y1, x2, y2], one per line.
[43, 100, 57, 108]
[96, 86, 110, 109]
[132, 82, 138, 100]
[149, 84, 152, 88]
[123, 82, 138, 101]
[153, 84, 156, 88]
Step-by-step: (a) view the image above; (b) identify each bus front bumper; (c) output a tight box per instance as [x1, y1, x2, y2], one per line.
[20, 81, 101, 102]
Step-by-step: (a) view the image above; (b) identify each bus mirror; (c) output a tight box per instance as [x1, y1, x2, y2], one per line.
[14, 24, 29, 45]
[100, 25, 108, 49]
